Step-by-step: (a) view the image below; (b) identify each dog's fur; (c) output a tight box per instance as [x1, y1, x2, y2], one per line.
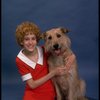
[42, 27, 88, 100]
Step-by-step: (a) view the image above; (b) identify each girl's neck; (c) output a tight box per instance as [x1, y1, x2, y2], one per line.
[23, 47, 38, 57]
[22, 47, 39, 63]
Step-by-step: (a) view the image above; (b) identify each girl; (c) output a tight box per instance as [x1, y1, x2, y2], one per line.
[15, 22, 75, 100]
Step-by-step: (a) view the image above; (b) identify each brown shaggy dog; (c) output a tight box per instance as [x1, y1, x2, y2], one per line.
[42, 27, 88, 100]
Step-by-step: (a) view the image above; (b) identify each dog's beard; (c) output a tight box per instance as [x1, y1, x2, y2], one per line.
[53, 45, 69, 56]
[45, 46, 61, 56]
[45, 42, 68, 56]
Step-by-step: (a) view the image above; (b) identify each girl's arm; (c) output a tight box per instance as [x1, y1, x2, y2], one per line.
[26, 54, 76, 89]
[26, 67, 67, 89]
[64, 53, 76, 71]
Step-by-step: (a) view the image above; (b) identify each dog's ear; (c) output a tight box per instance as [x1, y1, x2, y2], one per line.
[40, 33, 46, 40]
[66, 36, 71, 48]
[60, 27, 70, 34]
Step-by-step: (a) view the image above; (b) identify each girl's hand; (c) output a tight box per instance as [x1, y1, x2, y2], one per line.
[64, 54, 76, 72]
[52, 67, 67, 76]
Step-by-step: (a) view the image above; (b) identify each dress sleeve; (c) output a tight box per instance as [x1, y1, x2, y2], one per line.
[16, 57, 32, 81]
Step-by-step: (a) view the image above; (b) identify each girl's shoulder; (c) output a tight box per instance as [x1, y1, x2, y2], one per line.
[15, 49, 26, 64]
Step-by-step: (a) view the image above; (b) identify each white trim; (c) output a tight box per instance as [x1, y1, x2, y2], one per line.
[17, 49, 36, 69]
[37, 46, 43, 65]
[17, 46, 43, 69]
[21, 73, 32, 81]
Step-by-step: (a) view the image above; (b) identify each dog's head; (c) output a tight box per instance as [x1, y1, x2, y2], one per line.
[42, 27, 71, 56]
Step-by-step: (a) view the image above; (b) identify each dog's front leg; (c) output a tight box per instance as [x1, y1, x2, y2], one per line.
[68, 87, 75, 100]
[67, 70, 76, 100]
[54, 82, 62, 100]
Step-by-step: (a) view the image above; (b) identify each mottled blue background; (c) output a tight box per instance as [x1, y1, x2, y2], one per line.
[1, 0, 99, 100]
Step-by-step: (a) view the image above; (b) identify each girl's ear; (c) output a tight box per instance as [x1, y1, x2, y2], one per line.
[20, 42, 23, 45]
[60, 27, 70, 34]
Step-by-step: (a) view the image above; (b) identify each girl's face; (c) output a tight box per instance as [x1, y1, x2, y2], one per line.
[21, 33, 37, 53]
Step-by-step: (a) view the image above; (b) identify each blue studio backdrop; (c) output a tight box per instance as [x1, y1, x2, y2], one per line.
[2, 0, 99, 100]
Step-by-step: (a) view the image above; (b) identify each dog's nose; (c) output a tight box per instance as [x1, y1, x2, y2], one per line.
[53, 44, 59, 50]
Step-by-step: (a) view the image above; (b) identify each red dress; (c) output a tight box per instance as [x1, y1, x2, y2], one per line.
[16, 46, 56, 100]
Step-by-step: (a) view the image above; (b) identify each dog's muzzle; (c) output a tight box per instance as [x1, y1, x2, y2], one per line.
[53, 44, 62, 56]
[53, 44, 59, 50]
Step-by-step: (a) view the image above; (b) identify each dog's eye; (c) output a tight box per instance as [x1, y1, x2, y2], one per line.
[48, 36, 52, 40]
[57, 34, 61, 38]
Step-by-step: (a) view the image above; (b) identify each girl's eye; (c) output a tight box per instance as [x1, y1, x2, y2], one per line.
[24, 38, 29, 41]
[57, 34, 61, 38]
[32, 37, 36, 40]
[48, 36, 52, 40]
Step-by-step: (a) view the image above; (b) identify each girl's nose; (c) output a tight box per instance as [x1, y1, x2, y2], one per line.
[29, 39, 33, 44]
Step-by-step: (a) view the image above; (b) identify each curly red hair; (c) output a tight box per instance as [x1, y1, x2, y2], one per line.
[15, 21, 41, 47]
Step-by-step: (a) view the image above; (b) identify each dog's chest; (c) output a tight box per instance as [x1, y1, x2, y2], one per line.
[48, 55, 70, 92]
[48, 55, 65, 67]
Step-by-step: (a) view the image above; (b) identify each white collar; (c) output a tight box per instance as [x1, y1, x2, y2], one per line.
[17, 46, 43, 69]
